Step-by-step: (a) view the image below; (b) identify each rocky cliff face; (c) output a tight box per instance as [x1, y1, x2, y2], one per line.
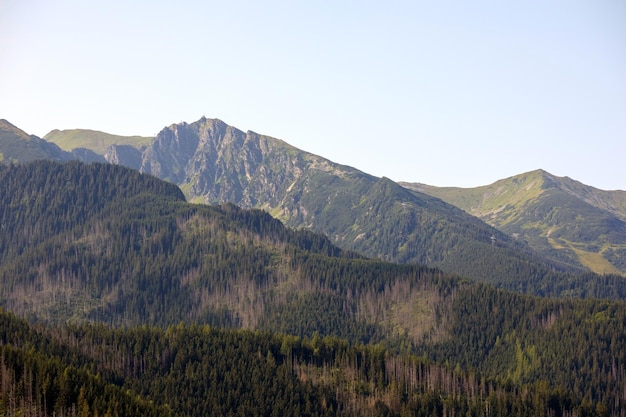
[71, 148, 106, 163]
[138, 117, 371, 210]
[105, 144, 143, 170]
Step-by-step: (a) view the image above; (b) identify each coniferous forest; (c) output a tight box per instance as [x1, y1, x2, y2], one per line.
[0, 161, 625, 416]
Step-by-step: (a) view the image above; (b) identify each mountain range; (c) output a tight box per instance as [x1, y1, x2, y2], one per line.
[0, 159, 624, 416]
[402, 170, 626, 276]
[1, 117, 626, 415]
[0, 115, 623, 417]
[2, 117, 625, 298]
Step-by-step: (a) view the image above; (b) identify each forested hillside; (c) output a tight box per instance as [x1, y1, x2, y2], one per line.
[1, 306, 625, 417]
[43, 118, 626, 298]
[0, 160, 446, 341]
[0, 161, 625, 415]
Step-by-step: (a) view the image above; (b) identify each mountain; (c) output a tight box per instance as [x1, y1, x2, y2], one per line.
[0, 161, 625, 415]
[0, 160, 446, 340]
[46, 117, 612, 297]
[44, 128, 152, 155]
[0, 119, 74, 164]
[44, 128, 153, 167]
[402, 170, 626, 276]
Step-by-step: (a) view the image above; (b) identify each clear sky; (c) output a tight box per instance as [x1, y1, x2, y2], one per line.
[1, 0, 625, 190]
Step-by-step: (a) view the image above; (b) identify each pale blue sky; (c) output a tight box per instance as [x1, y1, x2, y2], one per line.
[1, 1, 625, 190]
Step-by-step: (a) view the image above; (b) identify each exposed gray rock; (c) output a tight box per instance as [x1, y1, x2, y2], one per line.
[105, 144, 143, 170]
[71, 147, 106, 163]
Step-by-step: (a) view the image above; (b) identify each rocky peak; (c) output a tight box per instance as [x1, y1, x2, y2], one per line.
[105, 145, 143, 170]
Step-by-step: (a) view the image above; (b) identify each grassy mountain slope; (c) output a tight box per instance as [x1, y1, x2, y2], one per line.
[402, 170, 626, 276]
[44, 128, 152, 154]
[0, 119, 74, 164]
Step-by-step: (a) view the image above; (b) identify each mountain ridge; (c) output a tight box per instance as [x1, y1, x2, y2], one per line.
[44, 127, 152, 155]
[130, 118, 590, 292]
[0, 119, 74, 163]
[402, 169, 626, 275]
[11, 117, 623, 291]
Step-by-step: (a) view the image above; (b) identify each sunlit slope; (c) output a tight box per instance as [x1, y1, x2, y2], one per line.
[45, 128, 153, 154]
[403, 169, 626, 275]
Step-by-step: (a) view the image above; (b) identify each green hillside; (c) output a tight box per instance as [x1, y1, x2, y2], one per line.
[402, 170, 626, 276]
[0, 161, 625, 415]
[44, 128, 152, 154]
[0, 119, 73, 164]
